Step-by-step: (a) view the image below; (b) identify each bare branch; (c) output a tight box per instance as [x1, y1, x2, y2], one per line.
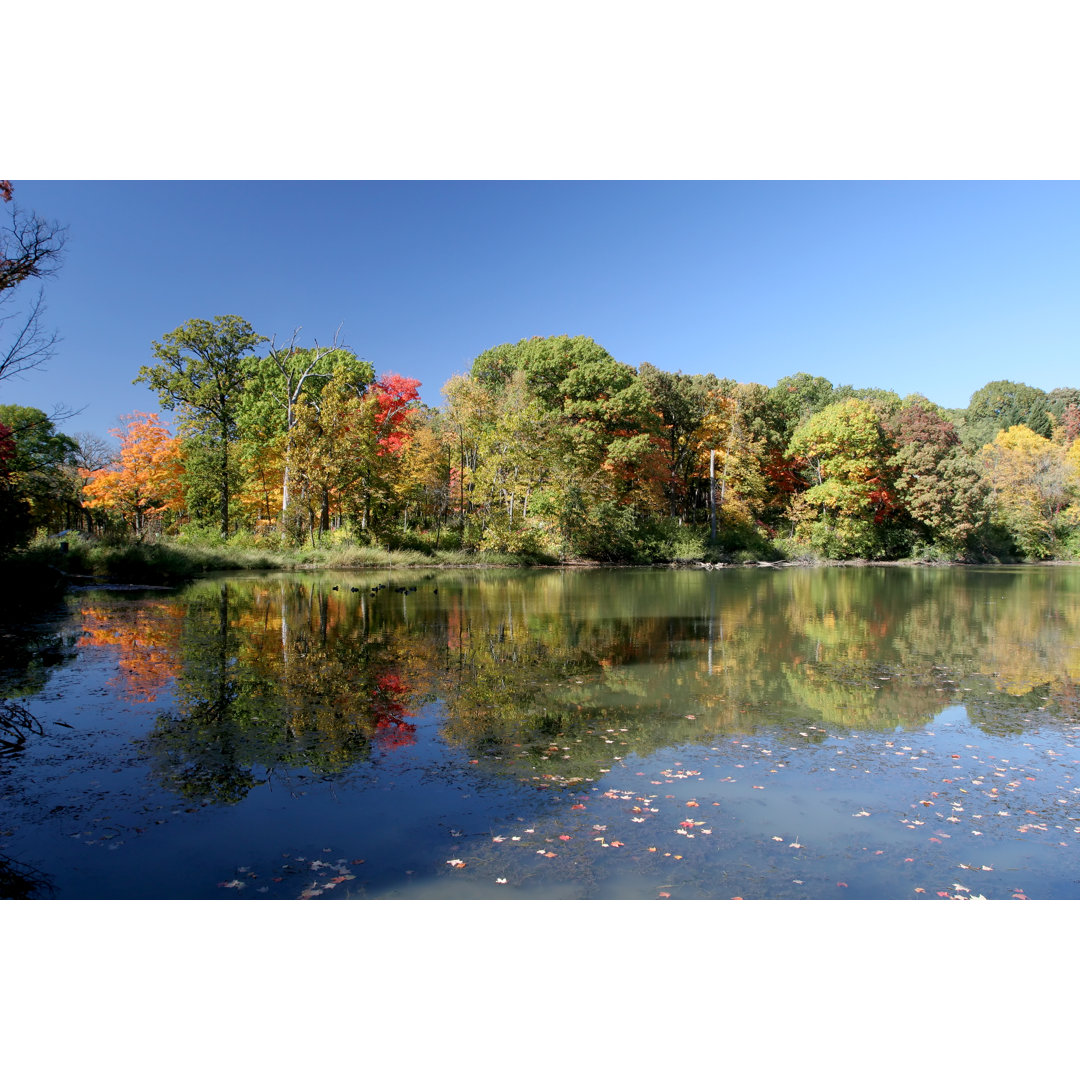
[0, 204, 66, 294]
[0, 287, 60, 382]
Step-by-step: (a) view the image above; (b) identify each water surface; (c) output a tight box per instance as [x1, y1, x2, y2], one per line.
[2, 566, 1078, 899]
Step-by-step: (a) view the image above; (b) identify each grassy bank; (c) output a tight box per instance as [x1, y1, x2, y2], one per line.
[0, 532, 1041, 608]
[0, 534, 561, 601]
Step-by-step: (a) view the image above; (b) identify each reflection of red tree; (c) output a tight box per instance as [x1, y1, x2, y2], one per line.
[371, 671, 416, 749]
[79, 603, 183, 703]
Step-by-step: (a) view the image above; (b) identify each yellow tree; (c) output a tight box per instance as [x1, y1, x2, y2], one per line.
[695, 390, 767, 536]
[388, 414, 447, 532]
[80, 412, 184, 537]
[289, 371, 378, 541]
[979, 424, 1080, 557]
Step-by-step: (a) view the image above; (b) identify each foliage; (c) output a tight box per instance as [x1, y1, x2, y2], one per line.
[962, 380, 1052, 449]
[136, 316, 266, 535]
[0, 403, 79, 537]
[80, 412, 183, 538]
[45, 311, 1080, 565]
[979, 425, 1080, 557]
[886, 397, 988, 554]
[787, 398, 900, 558]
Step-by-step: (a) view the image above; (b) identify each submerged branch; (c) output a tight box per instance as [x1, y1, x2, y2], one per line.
[0, 700, 44, 754]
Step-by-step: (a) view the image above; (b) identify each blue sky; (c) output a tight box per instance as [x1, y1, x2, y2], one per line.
[6, 179, 1080, 442]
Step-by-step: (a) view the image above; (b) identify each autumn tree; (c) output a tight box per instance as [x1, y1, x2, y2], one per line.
[80, 412, 183, 538]
[787, 398, 901, 558]
[979, 425, 1080, 557]
[695, 389, 768, 538]
[288, 369, 380, 541]
[885, 396, 987, 555]
[136, 316, 266, 536]
[638, 364, 720, 520]
[240, 330, 374, 532]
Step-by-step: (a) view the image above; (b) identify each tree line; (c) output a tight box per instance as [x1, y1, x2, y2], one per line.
[5, 317, 1080, 563]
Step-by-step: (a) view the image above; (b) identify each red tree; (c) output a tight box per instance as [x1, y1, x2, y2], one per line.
[371, 373, 421, 455]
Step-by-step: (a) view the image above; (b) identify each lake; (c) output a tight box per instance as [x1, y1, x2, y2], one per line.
[2, 564, 1079, 900]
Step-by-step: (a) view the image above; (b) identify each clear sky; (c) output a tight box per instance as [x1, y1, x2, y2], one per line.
[6, 179, 1080, 442]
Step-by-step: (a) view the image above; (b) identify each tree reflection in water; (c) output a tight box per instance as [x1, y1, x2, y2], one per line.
[61, 566, 1080, 806]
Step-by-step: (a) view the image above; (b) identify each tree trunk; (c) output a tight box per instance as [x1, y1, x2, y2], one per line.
[709, 449, 717, 542]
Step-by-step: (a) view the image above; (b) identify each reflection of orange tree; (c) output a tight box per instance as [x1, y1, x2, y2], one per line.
[79, 601, 184, 702]
[138, 566, 1080, 801]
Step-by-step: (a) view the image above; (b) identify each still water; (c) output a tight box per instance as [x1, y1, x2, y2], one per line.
[2, 565, 1079, 900]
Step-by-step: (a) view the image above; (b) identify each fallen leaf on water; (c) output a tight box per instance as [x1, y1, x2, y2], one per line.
[771, 836, 784, 842]
[837, 882, 848, 888]
[544, 852, 558, 858]
[446, 859, 466, 868]
[686, 801, 699, 807]
[610, 841, 624, 848]
[559, 835, 571, 841]
[914, 887, 925, 893]
[496, 878, 507, 884]
[658, 892, 671, 898]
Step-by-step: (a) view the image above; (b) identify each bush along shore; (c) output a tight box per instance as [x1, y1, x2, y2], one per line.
[0, 531, 1040, 607]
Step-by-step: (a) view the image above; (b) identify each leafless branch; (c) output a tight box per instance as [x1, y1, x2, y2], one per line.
[0, 287, 61, 383]
[0, 203, 66, 294]
[71, 430, 115, 471]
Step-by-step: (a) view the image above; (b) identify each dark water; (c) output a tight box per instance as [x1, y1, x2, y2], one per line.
[2, 565, 1079, 900]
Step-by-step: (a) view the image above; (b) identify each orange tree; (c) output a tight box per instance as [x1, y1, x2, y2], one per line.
[81, 412, 184, 537]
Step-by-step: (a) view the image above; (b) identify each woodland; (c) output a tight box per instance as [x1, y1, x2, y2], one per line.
[4, 182, 1080, 567]
[4, 319, 1080, 567]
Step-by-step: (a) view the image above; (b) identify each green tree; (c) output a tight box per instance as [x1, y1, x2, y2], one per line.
[638, 363, 720, 520]
[961, 380, 1052, 449]
[135, 316, 266, 536]
[787, 398, 900, 558]
[240, 331, 373, 532]
[0, 403, 78, 535]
